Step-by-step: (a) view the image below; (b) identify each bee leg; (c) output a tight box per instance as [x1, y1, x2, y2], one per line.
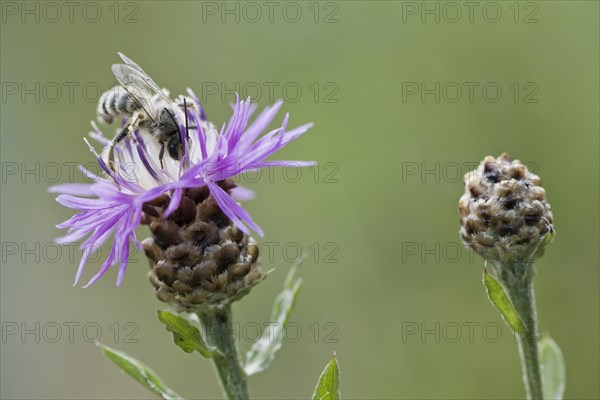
[113, 125, 130, 144]
[159, 143, 165, 169]
[108, 125, 130, 171]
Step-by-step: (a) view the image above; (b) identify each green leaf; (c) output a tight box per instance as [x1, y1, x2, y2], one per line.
[540, 335, 566, 400]
[157, 310, 220, 358]
[98, 343, 182, 400]
[312, 354, 341, 400]
[244, 261, 303, 376]
[533, 229, 555, 259]
[483, 269, 525, 334]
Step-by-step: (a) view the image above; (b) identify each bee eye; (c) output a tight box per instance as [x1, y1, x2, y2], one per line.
[168, 141, 182, 160]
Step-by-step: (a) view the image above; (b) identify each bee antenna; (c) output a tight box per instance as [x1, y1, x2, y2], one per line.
[163, 107, 184, 140]
[164, 107, 177, 126]
[183, 98, 190, 141]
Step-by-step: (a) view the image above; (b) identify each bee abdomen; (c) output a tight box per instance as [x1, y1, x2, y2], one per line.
[97, 86, 140, 124]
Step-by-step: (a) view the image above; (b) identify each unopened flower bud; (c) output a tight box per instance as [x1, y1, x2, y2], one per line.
[458, 153, 554, 264]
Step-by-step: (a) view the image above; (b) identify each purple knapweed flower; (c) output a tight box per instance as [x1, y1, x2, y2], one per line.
[51, 56, 314, 293]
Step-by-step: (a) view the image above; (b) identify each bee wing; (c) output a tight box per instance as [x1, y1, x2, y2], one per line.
[116, 53, 173, 106]
[118, 52, 145, 74]
[111, 64, 158, 117]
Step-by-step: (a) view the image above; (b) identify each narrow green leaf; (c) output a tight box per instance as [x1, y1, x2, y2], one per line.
[98, 343, 182, 400]
[157, 310, 220, 358]
[540, 335, 566, 400]
[483, 269, 525, 333]
[312, 354, 341, 400]
[244, 261, 303, 376]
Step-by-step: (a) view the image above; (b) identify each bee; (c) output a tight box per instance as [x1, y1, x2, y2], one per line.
[97, 53, 193, 170]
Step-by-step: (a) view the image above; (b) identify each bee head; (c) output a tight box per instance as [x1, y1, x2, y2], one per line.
[167, 138, 183, 160]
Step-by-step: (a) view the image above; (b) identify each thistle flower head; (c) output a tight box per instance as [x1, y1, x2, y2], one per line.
[458, 153, 554, 264]
[50, 55, 314, 303]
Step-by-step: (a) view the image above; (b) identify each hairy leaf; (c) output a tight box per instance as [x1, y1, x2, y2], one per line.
[483, 269, 525, 333]
[540, 335, 566, 400]
[157, 310, 220, 358]
[99, 343, 182, 400]
[244, 262, 303, 376]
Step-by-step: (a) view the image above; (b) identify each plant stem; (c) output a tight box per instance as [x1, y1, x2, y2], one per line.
[196, 305, 249, 400]
[493, 261, 544, 400]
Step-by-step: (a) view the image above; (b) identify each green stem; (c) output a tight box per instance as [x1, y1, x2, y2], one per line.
[196, 305, 250, 400]
[493, 261, 544, 400]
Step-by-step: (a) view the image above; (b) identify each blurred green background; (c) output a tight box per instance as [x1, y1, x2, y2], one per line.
[1, 1, 598, 399]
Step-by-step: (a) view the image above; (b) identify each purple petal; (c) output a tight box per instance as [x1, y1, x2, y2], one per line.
[163, 188, 182, 217]
[190, 109, 207, 159]
[83, 138, 118, 182]
[237, 100, 283, 152]
[116, 232, 131, 286]
[89, 121, 111, 146]
[187, 88, 206, 120]
[56, 194, 114, 210]
[252, 161, 317, 168]
[230, 186, 256, 201]
[208, 182, 263, 236]
[73, 226, 114, 286]
[49, 183, 95, 196]
[83, 245, 117, 288]
[133, 130, 159, 181]
[78, 165, 104, 183]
